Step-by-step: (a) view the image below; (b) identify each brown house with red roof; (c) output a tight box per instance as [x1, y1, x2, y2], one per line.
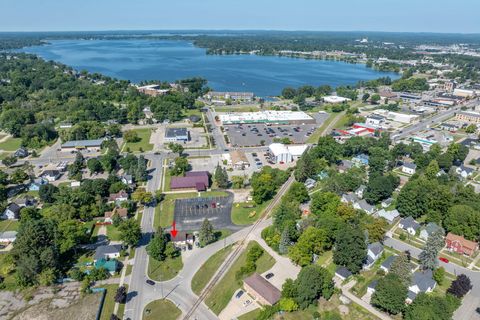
[170, 171, 210, 192]
[243, 273, 281, 306]
[445, 232, 478, 257]
[104, 207, 128, 223]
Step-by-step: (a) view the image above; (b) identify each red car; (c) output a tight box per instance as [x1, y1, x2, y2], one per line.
[439, 257, 449, 263]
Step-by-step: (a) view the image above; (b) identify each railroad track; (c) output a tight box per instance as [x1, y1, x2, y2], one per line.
[182, 175, 295, 320]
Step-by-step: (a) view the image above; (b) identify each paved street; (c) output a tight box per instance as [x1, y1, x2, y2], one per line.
[384, 236, 480, 320]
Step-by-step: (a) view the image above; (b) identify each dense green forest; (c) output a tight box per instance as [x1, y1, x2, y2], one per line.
[0, 53, 207, 147]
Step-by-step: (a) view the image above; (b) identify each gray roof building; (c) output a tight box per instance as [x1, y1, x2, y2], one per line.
[94, 244, 122, 261]
[335, 266, 352, 279]
[61, 138, 105, 149]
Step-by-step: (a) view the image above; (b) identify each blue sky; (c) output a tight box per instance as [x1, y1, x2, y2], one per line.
[1, 0, 479, 33]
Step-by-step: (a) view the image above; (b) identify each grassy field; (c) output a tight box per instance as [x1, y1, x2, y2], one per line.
[0, 253, 17, 291]
[143, 299, 182, 320]
[238, 308, 262, 320]
[0, 137, 22, 151]
[123, 128, 153, 152]
[98, 284, 119, 320]
[191, 245, 234, 295]
[307, 112, 335, 143]
[155, 191, 230, 228]
[163, 167, 171, 192]
[205, 241, 276, 315]
[214, 105, 261, 113]
[231, 200, 270, 225]
[148, 255, 183, 281]
[0, 219, 20, 232]
[106, 224, 122, 241]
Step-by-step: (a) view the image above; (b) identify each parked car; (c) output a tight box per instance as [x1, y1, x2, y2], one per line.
[235, 290, 244, 299]
[146, 279, 155, 285]
[439, 257, 449, 263]
[265, 272, 274, 279]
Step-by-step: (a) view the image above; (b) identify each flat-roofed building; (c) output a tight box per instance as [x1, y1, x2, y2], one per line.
[171, 171, 210, 191]
[219, 110, 314, 125]
[268, 143, 308, 164]
[206, 91, 254, 102]
[456, 111, 480, 124]
[164, 127, 189, 143]
[61, 138, 104, 151]
[243, 273, 281, 306]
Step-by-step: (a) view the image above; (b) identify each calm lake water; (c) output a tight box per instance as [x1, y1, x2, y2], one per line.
[22, 40, 399, 97]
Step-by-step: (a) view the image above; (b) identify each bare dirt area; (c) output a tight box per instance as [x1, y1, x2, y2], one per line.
[0, 283, 101, 320]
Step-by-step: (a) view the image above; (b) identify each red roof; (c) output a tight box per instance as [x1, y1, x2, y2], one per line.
[446, 232, 478, 251]
[171, 171, 209, 191]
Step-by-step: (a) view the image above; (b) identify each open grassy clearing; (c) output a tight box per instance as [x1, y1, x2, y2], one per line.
[205, 241, 275, 315]
[191, 245, 234, 295]
[0, 137, 22, 151]
[231, 200, 270, 225]
[148, 255, 183, 281]
[0, 219, 20, 232]
[123, 128, 153, 152]
[143, 299, 182, 320]
[98, 284, 119, 320]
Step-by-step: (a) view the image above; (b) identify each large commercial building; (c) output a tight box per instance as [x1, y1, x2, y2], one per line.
[268, 143, 308, 163]
[170, 171, 210, 192]
[219, 111, 315, 125]
[206, 91, 254, 102]
[61, 138, 104, 151]
[136, 84, 170, 97]
[456, 111, 480, 124]
[164, 127, 189, 143]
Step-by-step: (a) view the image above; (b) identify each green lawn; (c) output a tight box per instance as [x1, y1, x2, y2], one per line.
[0, 137, 22, 151]
[205, 241, 276, 315]
[123, 128, 153, 152]
[148, 255, 183, 281]
[0, 253, 17, 291]
[191, 245, 234, 295]
[106, 224, 122, 241]
[307, 112, 335, 143]
[143, 299, 182, 320]
[0, 219, 19, 232]
[238, 308, 262, 320]
[98, 284, 119, 320]
[163, 167, 171, 192]
[231, 200, 270, 225]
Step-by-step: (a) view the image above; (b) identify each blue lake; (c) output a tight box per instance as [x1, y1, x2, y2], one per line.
[21, 40, 399, 97]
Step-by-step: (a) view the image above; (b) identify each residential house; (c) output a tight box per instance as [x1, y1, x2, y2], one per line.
[121, 175, 134, 186]
[419, 222, 443, 241]
[29, 177, 47, 191]
[455, 165, 474, 179]
[2, 203, 21, 220]
[104, 207, 128, 223]
[337, 160, 353, 173]
[335, 266, 352, 281]
[108, 190, 129, 204]
[402, 162, 417, 175]
[445, 233, 478, 257]
[304, 178, 316, 190]
[94, 258, 119, 275]
[93, 244, 122, 262]
[243, 273, 281, 306]
[399, 216, 420, 235]
[41, 169, 61, 182]
[13, 195, 36, 208]
[354, 199, 376, 215]
[171, 232, 195, 249]
[377, 209, 400, 224]
[341, 193, 359, 205]
[14, 147, 28, 158]
[363, 242, 384, 269]
[0, 231, 17, 243]
[381, 198, 393, 208]
[365, 115, 385, 127]
[380, 255, 396, 273]
[407, 270, 437, 303]
[367, 280, 378, 295]
[355, 185, 366, 199]
[352, 154, 369, 167]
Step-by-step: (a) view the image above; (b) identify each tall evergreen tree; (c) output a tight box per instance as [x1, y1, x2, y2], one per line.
[389, 252, 411, 286]
[135, 155, 148, 181]
[199, 218, 215, 247]
[419, 228, 445, 270]
[279, 227, 291, 255]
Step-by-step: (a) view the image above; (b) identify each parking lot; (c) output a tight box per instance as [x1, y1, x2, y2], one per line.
[173, 193, 235, 231]
[223, 112, 328, 147]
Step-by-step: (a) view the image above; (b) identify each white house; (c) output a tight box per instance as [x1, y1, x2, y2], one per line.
[323, 96, 351, 104]
[2, 203, 21, 220]
[419, 222, 443, 241]
[354, 199, 376, 215]
[367, 280, 378, 295]
[456, 165, 474, 179]
[402, 163, 417, 175]
[93, 244, 122, 262]
[363, 242, 384, 269]
[335, 266, 352, 281]
[377, 209, 400, 224]
[399, 216, 420, 235]
[365, 115, 385, 127]
[355, 185, 366, 199]
[407, 270, 437, 303]
[0, 231, 17, 243]
[41, 169, 61, 182]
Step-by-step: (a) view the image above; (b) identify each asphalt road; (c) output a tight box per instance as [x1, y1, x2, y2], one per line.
[384, 236, 480, 320]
